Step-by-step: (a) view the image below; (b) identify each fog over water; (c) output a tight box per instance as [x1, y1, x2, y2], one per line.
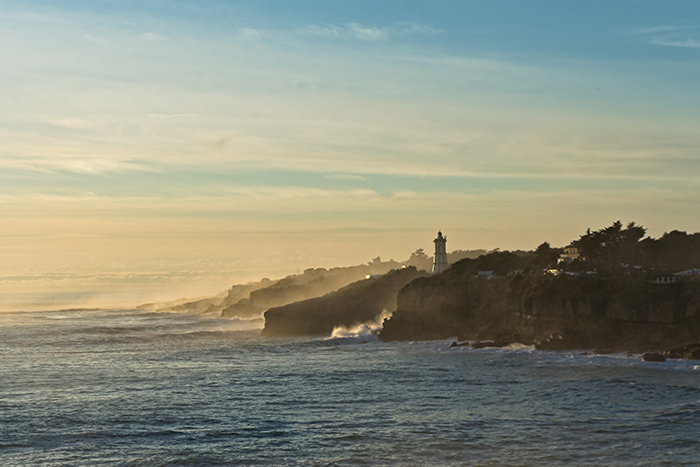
[1, 309, 699, 466]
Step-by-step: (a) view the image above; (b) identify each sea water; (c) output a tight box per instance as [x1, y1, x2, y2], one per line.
[1, 309, 699, 466]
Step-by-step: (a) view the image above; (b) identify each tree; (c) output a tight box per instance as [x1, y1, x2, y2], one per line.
[405, 248, 433, 271]
[573, 221, 647, 268]
[534, 241, 559, 269]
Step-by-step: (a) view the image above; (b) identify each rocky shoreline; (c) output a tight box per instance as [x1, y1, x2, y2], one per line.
[447, 338, 700, 362]
[256, 265, 700, 359]
[378, 273, 700, 359]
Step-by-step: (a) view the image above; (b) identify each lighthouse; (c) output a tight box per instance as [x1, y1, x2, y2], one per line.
[432, 231, 448, 274]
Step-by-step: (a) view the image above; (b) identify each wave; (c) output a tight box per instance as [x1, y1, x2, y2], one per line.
[322, 309, 392, 344]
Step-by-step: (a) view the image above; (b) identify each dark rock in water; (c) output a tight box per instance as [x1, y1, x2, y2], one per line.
[642, 352, 666, 362]
[691, 347, 700, 360]
[450, 341, 458, 348]
[449, 341, 470, 348]
[665, 342, 700, 360]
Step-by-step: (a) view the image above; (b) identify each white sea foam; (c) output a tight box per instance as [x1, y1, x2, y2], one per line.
[328, 308, 392, 342]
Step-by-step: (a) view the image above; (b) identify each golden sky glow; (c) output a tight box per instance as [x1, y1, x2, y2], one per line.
[2, 1, 700, 308]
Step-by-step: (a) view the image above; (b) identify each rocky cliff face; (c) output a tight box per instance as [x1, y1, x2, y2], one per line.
[222, 262, 425, 319]
[222, 268, 364, 318]
[380, 273, 700, 353]
[140, 258, 424, 318]
[261, 267, 428, 337]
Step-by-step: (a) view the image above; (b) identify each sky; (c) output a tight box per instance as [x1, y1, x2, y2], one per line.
[1, 0, 700, 309]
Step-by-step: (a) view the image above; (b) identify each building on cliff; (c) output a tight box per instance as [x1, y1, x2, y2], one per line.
[557, 246, 581, 265]
[432, 231, 449, 274]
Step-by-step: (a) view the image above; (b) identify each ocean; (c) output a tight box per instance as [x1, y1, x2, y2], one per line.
[1, 308, 699, 466]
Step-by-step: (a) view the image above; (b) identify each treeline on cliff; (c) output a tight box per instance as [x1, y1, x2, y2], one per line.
[430, 221, 700, 277]
[570, 221, 700, 273]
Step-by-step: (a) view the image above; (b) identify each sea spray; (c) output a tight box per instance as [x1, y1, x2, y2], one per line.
[329, 308, 392, 339]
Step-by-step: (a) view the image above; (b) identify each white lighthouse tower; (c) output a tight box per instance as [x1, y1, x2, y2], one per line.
[432, 231, 448, 274]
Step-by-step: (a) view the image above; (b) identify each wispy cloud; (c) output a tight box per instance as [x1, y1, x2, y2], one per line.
[348, 23, 386, 41]
[298, 24, 343, 38]
[142, 32, 167, 42]
[147, 113, 198, 118]
[45, 117, 101, 129]
[239, 28, 264, 39]
[326, 174, 367, 181]
[632, 24, 700, 49]
[296, 22, 443, 41]
[633, 25, 686, 35]
[649, 37, 700, 48]
[83, 33, 110, 46]
[0, 155, 149, 174]
[391, 23, 444, 37]
[220, 186, 380, 203]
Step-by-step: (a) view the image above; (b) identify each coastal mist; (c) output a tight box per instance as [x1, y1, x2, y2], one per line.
[1, 309, 699, 466]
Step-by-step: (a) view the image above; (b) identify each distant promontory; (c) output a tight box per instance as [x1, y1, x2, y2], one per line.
[144, 221, 700, 358]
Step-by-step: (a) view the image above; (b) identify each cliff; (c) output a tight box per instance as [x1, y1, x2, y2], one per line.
[222, 267, 368, 319]
[222, 261, 417, 319]
[137, 278, 275, 315]
[380, 272, 700, 354]
[142, 257, 421, 318]
[261, 267, 429, 337]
